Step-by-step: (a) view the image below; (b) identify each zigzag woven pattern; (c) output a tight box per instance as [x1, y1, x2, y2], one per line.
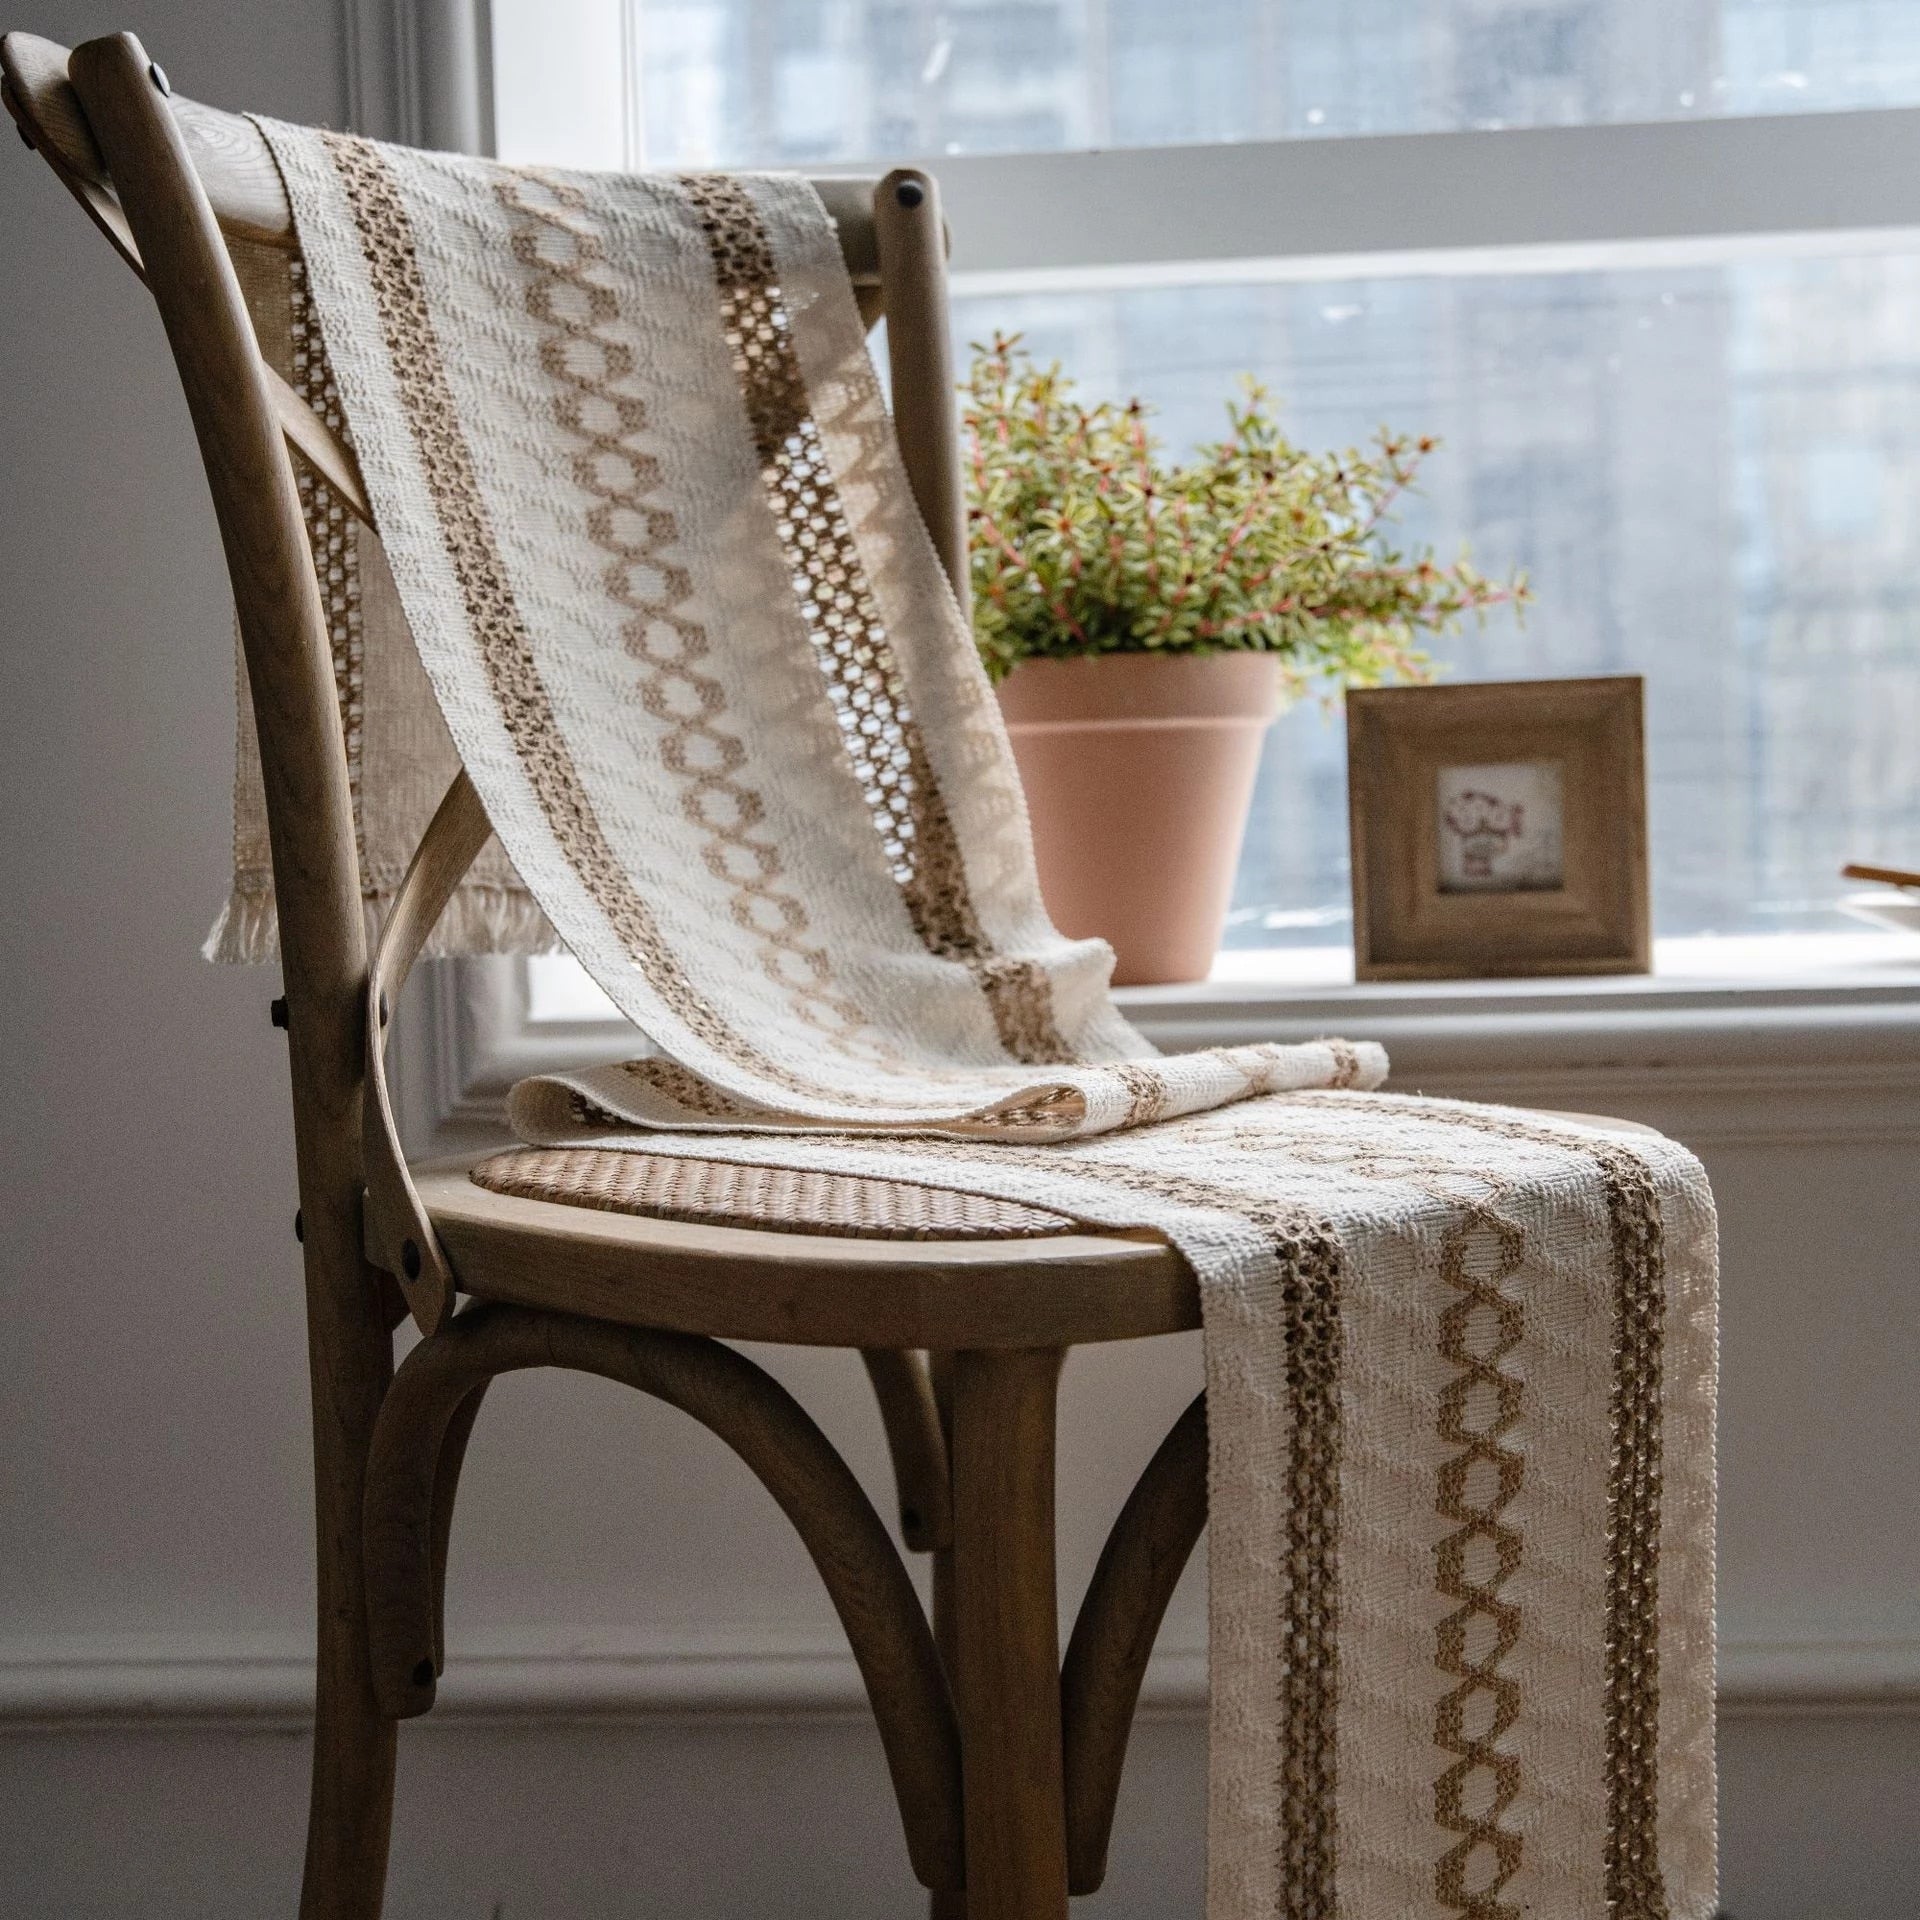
[254, 118, 1719, 1919]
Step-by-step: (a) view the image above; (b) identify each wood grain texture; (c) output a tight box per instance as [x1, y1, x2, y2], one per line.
[862, 1348, 955, 1551]
[4, 29, 294, 240]
[927, 1351, 969, 1920]
[362, 1303, 964, 1891]
[874, 168, 967, 598]
[1347, 675, 1651, 980]
[417, 1160, 1198, 1349]
[427, 1381, 489, 1678]
[950, 1348, 1070, 1920]
[61, 32, 398, 1920]
[362, 773, 492, 1335]
[1060, 1392, 1208, 1894]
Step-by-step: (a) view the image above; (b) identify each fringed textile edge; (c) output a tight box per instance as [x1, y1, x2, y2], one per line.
[202, 878, 561, 965]
[419, 882, 563, 959]
[201, 880, 283, 964]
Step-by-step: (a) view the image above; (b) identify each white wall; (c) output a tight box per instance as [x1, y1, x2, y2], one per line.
[1, 6, 1916, 1917]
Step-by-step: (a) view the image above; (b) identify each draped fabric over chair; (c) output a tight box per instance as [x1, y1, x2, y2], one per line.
[2, 29, 1718, 1911]
[257, 118, 1720, 1920]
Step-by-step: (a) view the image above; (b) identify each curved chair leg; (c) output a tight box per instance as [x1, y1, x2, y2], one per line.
[428, 1381, 489, 1676]
[861, 1348, 952, 1551]
[948, 1347, 1069, 1920]
[1060, 1392, 1208, 1894]
[363, 1302, 964, 1893]
[299, 1240, 400, 1920]
[927, 1351, 967, 1920]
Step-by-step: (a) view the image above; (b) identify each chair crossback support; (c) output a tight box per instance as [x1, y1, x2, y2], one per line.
[0, 28, 965, 1335]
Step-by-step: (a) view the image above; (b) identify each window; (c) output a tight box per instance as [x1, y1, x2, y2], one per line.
[491, 0, 1920, 964]
[497, 1, 1920, 164]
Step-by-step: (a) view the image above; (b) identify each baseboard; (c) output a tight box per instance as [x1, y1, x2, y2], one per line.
[2, 1630, 1913, 1730]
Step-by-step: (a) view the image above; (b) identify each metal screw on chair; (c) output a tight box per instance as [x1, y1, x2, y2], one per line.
[294, 1208, 304, 1243]
[401, 1239, 422, 1281]
[147, 60, 170, 96]
[895, 178, 924, 208]
[270, 996, 289, 1029]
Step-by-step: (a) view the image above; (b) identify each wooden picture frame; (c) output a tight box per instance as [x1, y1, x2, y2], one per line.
[1346, 676, 1650, 981]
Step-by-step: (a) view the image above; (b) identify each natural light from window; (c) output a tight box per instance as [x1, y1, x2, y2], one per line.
[491, 0, 1920, 989]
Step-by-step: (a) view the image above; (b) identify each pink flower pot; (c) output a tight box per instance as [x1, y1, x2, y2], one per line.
[996, 652, 1283, 986]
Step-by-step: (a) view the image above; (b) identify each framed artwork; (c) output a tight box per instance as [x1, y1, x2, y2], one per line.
[1346, 676, 1650, 981]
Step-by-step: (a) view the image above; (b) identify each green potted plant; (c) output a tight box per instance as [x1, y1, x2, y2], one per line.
[965, 334, 1529, 985]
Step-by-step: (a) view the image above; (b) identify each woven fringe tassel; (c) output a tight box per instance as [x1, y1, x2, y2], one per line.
[201, 881, 282, 964]
[202, 880, 561, 965]
[418, 883, 563, 958]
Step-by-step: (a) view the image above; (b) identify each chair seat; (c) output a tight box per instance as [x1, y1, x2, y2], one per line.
[413, 1155, 1200, 1350]
[419, 1107, 1654, 1351]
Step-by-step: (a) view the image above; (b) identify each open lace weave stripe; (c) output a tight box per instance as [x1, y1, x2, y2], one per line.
[678, 171, 1072, 1066]
[314, 131, 807, 1097]
[253, 117, 1717, 1920]
[266, 115, 1371, 1134]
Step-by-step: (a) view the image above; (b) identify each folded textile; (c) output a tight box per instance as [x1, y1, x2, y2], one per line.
[255, 117, 1717, 1915]
[254, 115, 1377, 1136]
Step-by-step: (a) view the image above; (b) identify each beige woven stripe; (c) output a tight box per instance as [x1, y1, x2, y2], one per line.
[470, 1146, 1075, 1240]
[1427, 1173, 1529, 1917]
[971, 956, 1075, 1068]
[1115, 1062, 1171, 1129]
[286, 255, 368, 880]
[1272, 1219, 1344, 1918]
[1323, 1039, 1364, 1090]
[1589, 1140, 1670, 1919]
[1314, 1091, 1670, 1913]
[318, 133, 829, 1103]
[678, 172, 1072, 1068]
[824, 1133, 1344, 1908]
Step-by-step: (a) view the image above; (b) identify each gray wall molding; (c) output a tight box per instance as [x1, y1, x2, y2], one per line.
[403, 953, 1920, 1159]
[4, 1628, 1913, 1729]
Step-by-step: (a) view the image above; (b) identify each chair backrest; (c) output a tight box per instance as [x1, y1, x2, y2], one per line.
[1, 30, 968, 1334]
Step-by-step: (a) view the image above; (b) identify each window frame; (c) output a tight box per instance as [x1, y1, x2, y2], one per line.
[377, 0, 1920, 1143]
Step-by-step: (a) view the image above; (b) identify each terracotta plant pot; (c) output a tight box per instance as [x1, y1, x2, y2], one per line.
[996, 652, 1283, 986]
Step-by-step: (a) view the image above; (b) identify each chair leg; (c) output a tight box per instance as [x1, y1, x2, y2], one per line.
[948, 1349, 1069, 1920]
[298, 1250, 399, 1920]
[928, 1353, 967, 1920]
[929, 1541, 967, 1920]
[429, 1382, 491, 1676]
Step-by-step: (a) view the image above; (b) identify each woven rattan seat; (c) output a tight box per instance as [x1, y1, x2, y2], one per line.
[470, 1147, 1077, 1241]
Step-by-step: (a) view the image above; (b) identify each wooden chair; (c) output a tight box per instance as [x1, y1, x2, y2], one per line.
[2, 31, 1208, 1920]
[6, 32, 1656, 1920]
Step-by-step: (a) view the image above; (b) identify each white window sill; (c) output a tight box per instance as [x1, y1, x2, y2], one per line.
[410, 933, 1920, 1158]
[1113, 932, 1920, 1148]
[1170, 930, 1920, 995]
[528, 930, 1920, 1036]
[1120, 929, 1920, 1040]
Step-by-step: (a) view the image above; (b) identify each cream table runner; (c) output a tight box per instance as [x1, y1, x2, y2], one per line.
[254, 118, 1717, 1916]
